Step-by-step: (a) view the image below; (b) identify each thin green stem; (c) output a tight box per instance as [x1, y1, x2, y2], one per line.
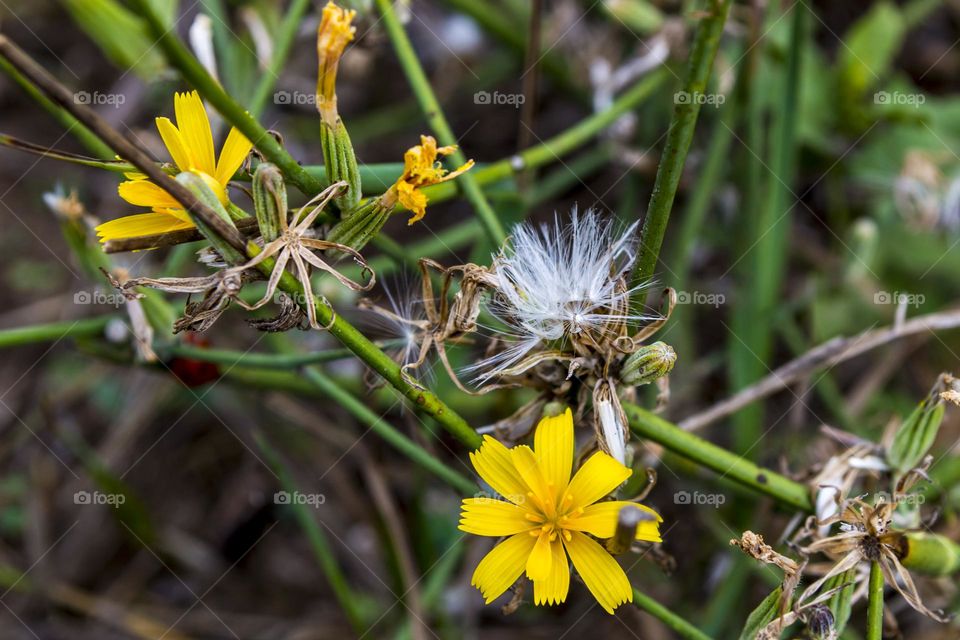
[130, 0, 326, 195]
[0, 317, 112, 349]
[165, 340, 404, 369]
[254, 431, 367, 632]
[249, 0, 312, 118]
[300, 367, 477, 494]
[0, 57, 113, 159]
[246, 243, 483, 450]
[622, 402, 813, 511]
[865, 561, 884, 640]
[632, 0, 732, 292]
[633, 589, 713, 640]
[374, 0, 507, 245]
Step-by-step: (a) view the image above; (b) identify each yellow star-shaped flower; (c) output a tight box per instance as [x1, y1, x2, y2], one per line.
[96, 91, 252, 243]
[459, 408, 662, 613]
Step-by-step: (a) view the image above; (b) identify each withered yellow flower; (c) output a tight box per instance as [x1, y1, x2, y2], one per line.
[96, 91, 252, 242]
[384, 135, 474, 225]
[316, 1, 356, 125]
[459, 409, 662, 613]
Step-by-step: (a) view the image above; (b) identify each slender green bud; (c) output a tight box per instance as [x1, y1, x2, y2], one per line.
[175, 172, 245, 264]
[620, 341, 677, 386]
[321, 118, 361, 212]
[327, 198, 390, 251]
[888, 378, 948, 473]
[252, 163, 286, 243]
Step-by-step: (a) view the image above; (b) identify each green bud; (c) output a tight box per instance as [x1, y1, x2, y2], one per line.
[252, 163, 286, 243]
[327, 199, 391, 251]
[321, 118, 361, 212]
[620, 341, 676, 386]
[902, 532, 960, 576]
[175, 172, 245, 265]
[888, 382, 947, 473]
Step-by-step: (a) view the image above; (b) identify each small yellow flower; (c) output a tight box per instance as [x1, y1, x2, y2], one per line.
[459, 408, 662, 613]
[316, 1, 356, 124]
[384, 135, 474, 225]
[96, 91, 253, 243]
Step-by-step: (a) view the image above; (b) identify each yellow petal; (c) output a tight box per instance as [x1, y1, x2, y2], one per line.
[459, 498, 536, 537]
[562, 531, 632, 614]
[174, 91, 216, 174]
[511, 445, 553, 515]
[564, 501, 662, 542]
[436, 158, 474, 183]
[533, 539, 569, 606]
[563, 451, 632, 511]
[118, 180, 181, 209]
[397, 181, 428, 224]
[471, 533, 536, 604]
[533, 408, 574, 493]
[155, 117, 194, 172]
[95, 211, 195, 242]
[215, 127, 253, 184]
[526, 532, 553, 582]
[468, 436, 528, 505]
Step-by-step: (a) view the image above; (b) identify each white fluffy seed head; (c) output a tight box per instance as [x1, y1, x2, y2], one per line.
[470, 208, 653, 382]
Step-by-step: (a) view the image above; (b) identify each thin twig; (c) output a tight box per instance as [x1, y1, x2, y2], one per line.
[679, 309, 960, 432]
[0, 36, 247, 253]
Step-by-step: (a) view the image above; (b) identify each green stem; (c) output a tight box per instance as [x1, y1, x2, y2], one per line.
[300, 367, 477, 495]
[246, 244, 483, 450]
[249, 0, 312, 118]
[622, 402, 813, 511]
[633, 589, 713, 640]
[165, 340, 404, 369]
[0, 57, 113, 158]
[632, 0, 732, 292]
[0, 316, 112, 349]
[374, 0, 506, 245]
[130, 0, 326, 195]
[865, 561, 884, 640]
[253, 431, 367, 632]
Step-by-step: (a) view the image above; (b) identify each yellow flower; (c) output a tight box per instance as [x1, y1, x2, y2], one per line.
[96, 91, 253, 243]
[316, 1, 356, 124]
[459, 408, 662, 613]
[383, 135, 474, 225]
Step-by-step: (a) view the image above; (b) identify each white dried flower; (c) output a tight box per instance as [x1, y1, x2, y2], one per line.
[470, 208, 652, 382]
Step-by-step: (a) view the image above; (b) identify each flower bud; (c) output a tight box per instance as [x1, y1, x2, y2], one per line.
[176, 172, 245, 264]
[252, 163, 286, 243]
[320, 119, 362, 212]
[327, 198, 391, 251]
[620, 341, 676, 386]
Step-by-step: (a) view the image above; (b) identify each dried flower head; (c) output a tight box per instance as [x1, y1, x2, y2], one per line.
[316, 1, 356, 124]
[470, 208, 651, 383]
